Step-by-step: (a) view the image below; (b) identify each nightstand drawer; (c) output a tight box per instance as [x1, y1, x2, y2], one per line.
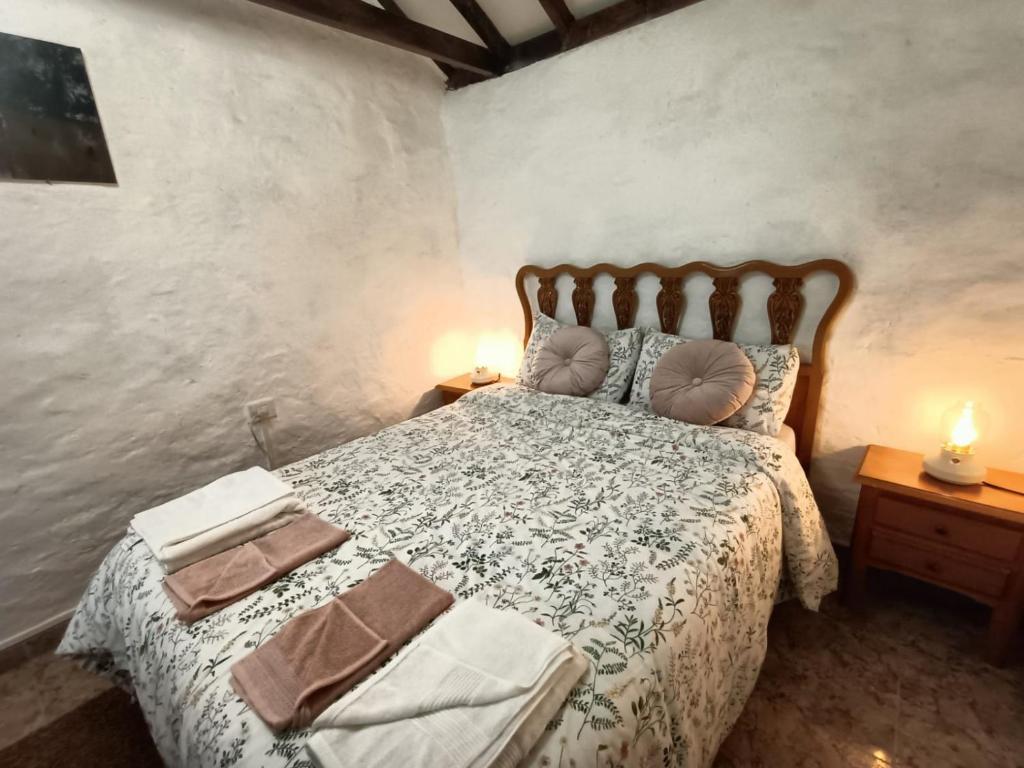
[875, 495, 1021, 562]
[868, 532, 1009, 599]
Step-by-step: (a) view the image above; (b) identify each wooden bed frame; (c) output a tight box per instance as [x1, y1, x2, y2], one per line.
[515, 260, 854, 469]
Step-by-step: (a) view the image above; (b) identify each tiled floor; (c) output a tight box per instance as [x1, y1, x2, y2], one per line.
[2, 576, 1022, 766]
[0, 651, 111, 752]
[717, 578, 1024, 768]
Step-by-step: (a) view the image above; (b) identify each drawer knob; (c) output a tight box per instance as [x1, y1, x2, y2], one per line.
[933, 525, 949, 536]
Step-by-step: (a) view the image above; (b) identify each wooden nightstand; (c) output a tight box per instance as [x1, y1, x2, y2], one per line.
[849, 444, 1024, 664]
[435, 372, 502, 406]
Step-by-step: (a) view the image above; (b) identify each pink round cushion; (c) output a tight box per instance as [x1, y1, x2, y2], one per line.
[533, 326, 610, 396]
[650, 340, 755, 425]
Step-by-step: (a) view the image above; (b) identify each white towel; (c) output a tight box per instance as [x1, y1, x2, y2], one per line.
[130, 467, 306, 573]
[306, 600, 588, 768]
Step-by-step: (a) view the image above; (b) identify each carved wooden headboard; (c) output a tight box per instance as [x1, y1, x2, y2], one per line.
[515, 260, 854, 469]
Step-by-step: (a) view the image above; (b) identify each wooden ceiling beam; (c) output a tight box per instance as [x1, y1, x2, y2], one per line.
[536, 0, 575, 37]
[377, 0, 454, 78]
[504, 0, 710, 76]
[445, 67, 493, 90]
[246, 0, 504, 76]
[447, 0, 512, 60]
[379, 0, 492, 88]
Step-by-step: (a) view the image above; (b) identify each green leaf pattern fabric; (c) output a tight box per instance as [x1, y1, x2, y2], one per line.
[59, 384, 836, 768]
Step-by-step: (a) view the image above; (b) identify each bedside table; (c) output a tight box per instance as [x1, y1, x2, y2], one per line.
[435, 372, 502, 406]
[849, 444, 1024, 664]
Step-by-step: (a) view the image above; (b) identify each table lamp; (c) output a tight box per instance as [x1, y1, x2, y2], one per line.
[470, 365, 499, 385]
[471, 332, 520, 385]
[922, 400, 987, 485]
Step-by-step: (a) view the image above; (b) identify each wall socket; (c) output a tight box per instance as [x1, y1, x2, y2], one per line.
[245, 397, 277, 425]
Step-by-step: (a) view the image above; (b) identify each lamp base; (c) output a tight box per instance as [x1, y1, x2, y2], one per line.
[470, 368, 499, 385]
[922, 447, 987, 486]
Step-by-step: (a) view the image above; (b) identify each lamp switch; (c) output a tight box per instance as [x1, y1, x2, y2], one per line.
[245, 398, 277, 424]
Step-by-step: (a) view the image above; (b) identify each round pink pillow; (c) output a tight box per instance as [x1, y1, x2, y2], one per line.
[533, 326, 610, 396]
[650, 340, 755, 425]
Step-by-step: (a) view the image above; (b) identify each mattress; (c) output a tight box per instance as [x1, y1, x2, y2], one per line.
[58, 383, 837, 768]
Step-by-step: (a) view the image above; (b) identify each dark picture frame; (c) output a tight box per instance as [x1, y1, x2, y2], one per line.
[0, 31, 117, 184]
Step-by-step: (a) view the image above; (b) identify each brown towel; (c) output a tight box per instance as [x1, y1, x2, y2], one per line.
[230, 559, 454, 731]
[163, 513, 350, 624]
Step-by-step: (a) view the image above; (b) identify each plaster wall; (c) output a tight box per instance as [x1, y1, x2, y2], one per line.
[0, 0, 466, 644]
[443, 0, 1024, 540]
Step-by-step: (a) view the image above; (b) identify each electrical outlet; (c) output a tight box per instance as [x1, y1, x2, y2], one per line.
[245, 397, 277, 424]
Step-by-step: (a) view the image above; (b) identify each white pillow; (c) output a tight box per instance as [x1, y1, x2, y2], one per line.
[627, 331, 685, 410]
[518, 314, 643, 403]
[627, 331, 800, 436]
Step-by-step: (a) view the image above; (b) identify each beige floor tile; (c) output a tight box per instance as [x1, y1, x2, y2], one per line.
[0, 652, 112, 750]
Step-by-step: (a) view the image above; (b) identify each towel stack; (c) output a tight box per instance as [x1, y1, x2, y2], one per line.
[131, 467, 351, 624]
[131, 467, 307, 573]
[231, 560, 454, 730]
[306, 599, 588, 768]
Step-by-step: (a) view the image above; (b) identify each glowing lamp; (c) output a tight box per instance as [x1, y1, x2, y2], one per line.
[470, 365, 500, 385]
[922, 401, 987, 485]
[470, 331, 521, 384]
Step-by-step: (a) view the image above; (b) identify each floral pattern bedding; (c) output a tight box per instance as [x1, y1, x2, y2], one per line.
[58, 384, 837, 768]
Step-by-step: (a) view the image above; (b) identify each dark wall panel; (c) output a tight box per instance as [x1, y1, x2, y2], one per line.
[0, 31, 116, 184]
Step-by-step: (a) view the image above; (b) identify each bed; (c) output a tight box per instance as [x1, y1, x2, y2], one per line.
[59, 259, 853, 768]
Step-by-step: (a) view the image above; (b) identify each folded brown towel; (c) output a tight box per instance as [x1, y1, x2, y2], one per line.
[163, 513, 350, 624]
[230, 559, 454, 731]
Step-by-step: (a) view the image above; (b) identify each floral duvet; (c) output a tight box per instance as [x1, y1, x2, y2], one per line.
[58, 384, 837, 768]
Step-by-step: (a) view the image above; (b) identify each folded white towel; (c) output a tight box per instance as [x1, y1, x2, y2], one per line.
[306, 599, 588, 768]
[130, 467, 306, 573]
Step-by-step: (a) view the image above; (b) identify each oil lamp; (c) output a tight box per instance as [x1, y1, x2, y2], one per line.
[470, 365, 500, 385]
[922, 401, 987, 485]
[470, 332, 520, 384]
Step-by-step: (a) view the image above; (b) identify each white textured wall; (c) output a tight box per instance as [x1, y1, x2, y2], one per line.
[0, 0, 466, 644]
[4, 0, 1024, 646]
[443, 0, 1024, 541]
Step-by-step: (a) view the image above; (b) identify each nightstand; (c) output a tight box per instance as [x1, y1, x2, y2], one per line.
[849, 444, 1024, 664]
[435, 372, 502, 406]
